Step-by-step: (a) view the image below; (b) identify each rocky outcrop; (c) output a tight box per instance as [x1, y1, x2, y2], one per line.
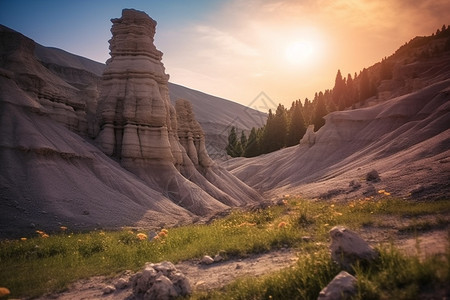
[131, 261, 191, 300]
[318, 271, 357, 300]
[95, 9, 261, 214]
[0, 10, 262, 238]
[329, 226, 378, 270]
[0, 25, 98, 136]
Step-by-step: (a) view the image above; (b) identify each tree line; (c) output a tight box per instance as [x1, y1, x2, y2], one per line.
[226, 24, 450, 158]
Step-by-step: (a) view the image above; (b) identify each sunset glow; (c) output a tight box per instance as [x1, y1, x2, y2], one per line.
[284, 41, 315, 65]
[1, 0, 449, 108]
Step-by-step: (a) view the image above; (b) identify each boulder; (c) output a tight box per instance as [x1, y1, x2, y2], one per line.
[366, 169, 380, 182]
[144, 275, 178, 300]
[317, 271, 357, 300]
[131, 261, 191, 299]
[300, 125, 316, 146]
[329, 226, 378, 270]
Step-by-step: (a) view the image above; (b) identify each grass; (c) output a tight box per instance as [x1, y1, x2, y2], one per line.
[0, 197, 449, 299]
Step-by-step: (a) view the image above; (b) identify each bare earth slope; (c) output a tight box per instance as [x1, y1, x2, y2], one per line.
[226, 71, 450, 201]
[0, 12, 263, 239]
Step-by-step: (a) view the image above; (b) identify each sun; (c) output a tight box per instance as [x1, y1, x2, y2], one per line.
[284, 41, 315, 65]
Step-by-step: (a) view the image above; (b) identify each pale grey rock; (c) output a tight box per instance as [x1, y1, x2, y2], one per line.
[132, 267, 159, 295]
[300, 125, 316, 146]
[317, 271, 357, 300]
[329, 226, 378, 270]
[144, 275, 178, 300]
[171, 272, 191, 296]
[214, 254, 224, 262]
[366, 169, 380, 182]
[201, 255, 214, 265]
[132, 261, 191, 299]
[102, 285, 116, 294]
[153, 261, 177, 276]
[114, 277, 128, 289]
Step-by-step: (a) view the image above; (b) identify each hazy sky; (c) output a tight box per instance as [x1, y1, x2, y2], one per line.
[1, 0, 449, 108]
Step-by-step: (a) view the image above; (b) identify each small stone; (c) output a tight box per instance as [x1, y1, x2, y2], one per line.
[329, 226, 378, 270]
[366, 169, 380, 182]
[318, 271, 357, 300]
[114, 277, 128, 289]
[301, 236, 312, 242]
[144, 275, 178, 300]
[201, 255, 214, 265]
[235, 264, 242, 269]
[214, 254, 224, 262]
[171, 272, 191, 296]
[102, 285, 116, 294]
[153, 261, 176, 276]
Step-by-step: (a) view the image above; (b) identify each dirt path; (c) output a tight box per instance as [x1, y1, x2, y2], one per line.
[38, 249, 297, 300]
[37, 226, 449, 299]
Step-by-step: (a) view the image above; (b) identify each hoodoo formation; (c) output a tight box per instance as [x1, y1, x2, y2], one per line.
[0, 9, 261, 238]
[96, 9, 261, 213]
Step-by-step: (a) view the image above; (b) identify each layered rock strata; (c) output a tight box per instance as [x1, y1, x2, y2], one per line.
[96, 9, 261, 214]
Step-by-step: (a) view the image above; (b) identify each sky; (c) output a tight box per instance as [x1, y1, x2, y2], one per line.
[1, 0, 449, 109]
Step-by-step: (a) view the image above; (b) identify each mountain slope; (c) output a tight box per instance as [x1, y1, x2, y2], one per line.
[226, 35, 450, 201]
[0, 22, 264, 238]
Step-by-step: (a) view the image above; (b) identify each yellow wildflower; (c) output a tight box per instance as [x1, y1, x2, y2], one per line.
[0, 287, 11, 297]
[36, 230, 44, 235]
[99, 231, 106, 236]
[161, 228, 169, 234]
[278, 221, 288, 229]
[20, 237, 27, 241]
[158, 231, 167, 237]
[330, 204, 335, 208]
[41, 234, 49, 238]
[137, 233, 148, 241]
[378, 189, 385, 194]
[60, 226, 67, 231]
[384, 192, 391, 196]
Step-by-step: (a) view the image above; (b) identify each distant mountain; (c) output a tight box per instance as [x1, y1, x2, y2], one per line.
[226, 28, 450, 201]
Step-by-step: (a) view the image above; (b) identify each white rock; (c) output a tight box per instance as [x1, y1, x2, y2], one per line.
[329, 226, 378, 269]
[144, 275, 178, 300]
[171, 272, 192, 296]
[114, 277, 128, 289]
[213, 254, 224, 262]
[102, 285, 116, 294]
[318, 271, 357, 300]
[132, 267, 159, 295]
[201, 255, 214, 265]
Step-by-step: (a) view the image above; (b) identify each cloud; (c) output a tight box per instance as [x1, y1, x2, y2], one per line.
[162, 0, 450, 107]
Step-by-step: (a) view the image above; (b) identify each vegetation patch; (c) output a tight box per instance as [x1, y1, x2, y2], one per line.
[0, 197, 448, 299]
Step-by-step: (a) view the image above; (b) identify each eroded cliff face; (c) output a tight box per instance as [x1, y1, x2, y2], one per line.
[0, 10, 262, 238]
[0, 25, 97, 136]
[95, 9, 261, 214]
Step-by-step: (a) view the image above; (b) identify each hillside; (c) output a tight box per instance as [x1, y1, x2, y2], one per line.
[0, 12, 264, 239]
[226, 30, 450, 201]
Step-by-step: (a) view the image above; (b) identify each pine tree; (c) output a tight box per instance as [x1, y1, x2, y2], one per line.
[240, 130, 248, 151]
[244, 127, 260, 157]
[226, 126, 241, 157]
[313, 92, 327, 131]
[332, 69, 346, 110]
[359, 68, 370, 105]
[286, 101, 306, 146]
